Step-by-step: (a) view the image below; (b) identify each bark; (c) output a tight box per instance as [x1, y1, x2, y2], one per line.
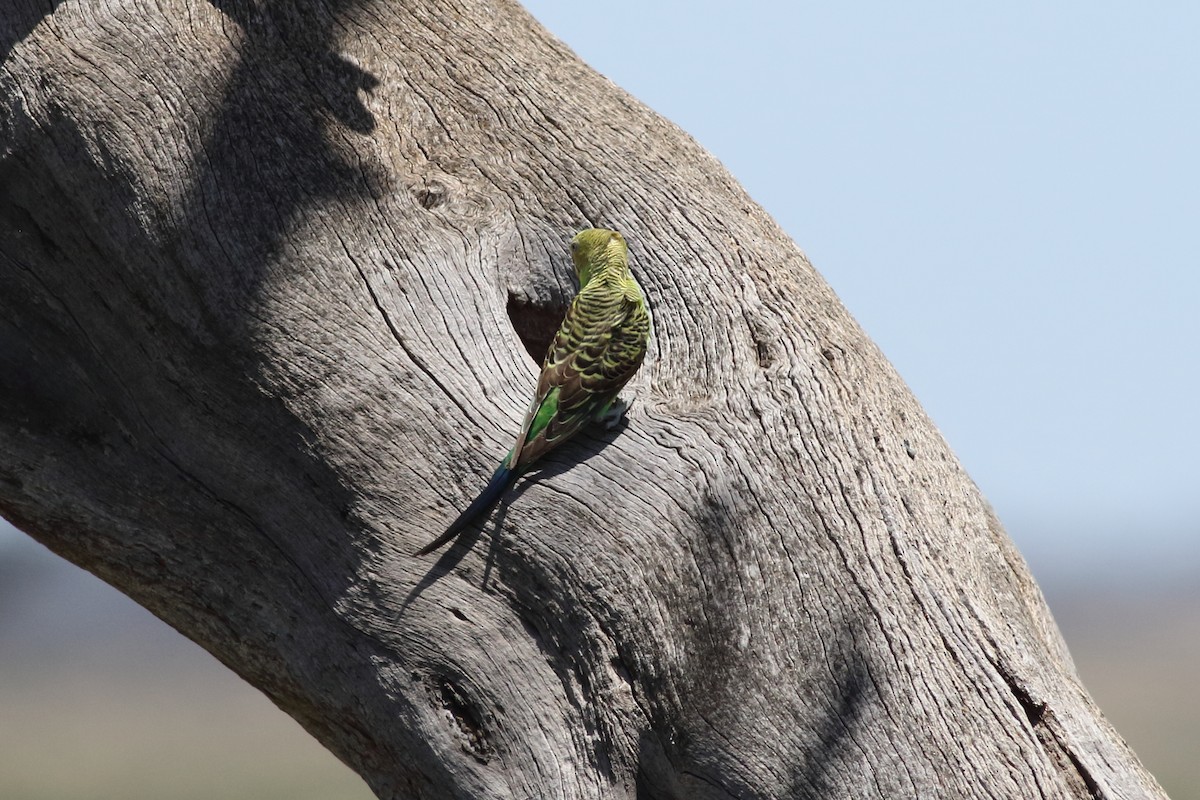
[0, 2, 1166, 798]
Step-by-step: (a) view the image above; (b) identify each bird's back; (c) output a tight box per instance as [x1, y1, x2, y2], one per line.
[513, 271, 649, 469]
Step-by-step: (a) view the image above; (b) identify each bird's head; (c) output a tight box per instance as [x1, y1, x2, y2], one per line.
[570, 228, 628, 288]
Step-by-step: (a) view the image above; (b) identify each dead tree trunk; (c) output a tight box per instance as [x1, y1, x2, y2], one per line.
[0, 2, 1165, 798]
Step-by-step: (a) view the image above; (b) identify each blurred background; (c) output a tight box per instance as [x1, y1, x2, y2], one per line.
[2, 2, 1196, 798]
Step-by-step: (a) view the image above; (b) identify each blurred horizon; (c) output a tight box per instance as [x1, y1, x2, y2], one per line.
[3, 520, 1196, 798]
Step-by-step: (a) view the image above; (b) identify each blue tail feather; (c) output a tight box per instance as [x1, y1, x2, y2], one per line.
[415, 462, 519, 555]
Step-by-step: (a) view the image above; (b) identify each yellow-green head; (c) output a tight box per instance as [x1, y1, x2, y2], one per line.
[570, 228, 628, 288]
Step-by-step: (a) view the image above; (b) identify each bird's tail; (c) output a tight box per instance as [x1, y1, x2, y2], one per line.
[414, 459, 519, 556]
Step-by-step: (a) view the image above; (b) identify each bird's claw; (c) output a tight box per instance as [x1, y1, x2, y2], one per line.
[600, 397, 634, 430]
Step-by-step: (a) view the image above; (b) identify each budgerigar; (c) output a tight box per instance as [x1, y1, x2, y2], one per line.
[416, 228, 650, 555]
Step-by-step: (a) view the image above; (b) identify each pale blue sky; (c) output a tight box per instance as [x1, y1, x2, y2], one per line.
[523, 1, 1200, 582]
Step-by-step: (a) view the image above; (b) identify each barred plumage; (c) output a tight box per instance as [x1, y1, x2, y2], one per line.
[416, 228, 650, 555]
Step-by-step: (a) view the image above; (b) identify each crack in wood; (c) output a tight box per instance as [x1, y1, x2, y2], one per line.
[996, 661, 1106, 799]
[506, 289, 567, 363]
[438, 679, 494, 765]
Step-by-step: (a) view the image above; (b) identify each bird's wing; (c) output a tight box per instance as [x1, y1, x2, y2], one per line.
[509, 289, 648, 470]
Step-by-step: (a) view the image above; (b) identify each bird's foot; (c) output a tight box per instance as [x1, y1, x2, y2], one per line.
[599, 396, 634, 430]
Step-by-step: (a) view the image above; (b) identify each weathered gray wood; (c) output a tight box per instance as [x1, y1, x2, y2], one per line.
[0, 2, 1166, 798]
